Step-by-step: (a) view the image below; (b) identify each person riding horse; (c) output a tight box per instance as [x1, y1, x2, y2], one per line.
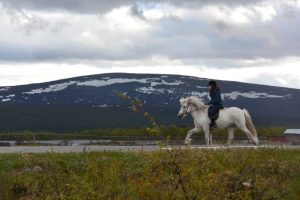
[206, 80, 224, 130]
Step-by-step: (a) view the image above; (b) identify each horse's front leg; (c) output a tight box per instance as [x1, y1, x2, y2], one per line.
[203, 127, 210, 146]
[227, 126, 235, 146]
[185, 127, 200, 145]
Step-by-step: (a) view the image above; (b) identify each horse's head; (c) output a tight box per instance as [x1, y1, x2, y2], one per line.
[178, 96, 206, 119]
[178, 98, 190, 119]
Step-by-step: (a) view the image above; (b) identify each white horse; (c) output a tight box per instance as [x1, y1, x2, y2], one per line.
[177, 96, 259, 146]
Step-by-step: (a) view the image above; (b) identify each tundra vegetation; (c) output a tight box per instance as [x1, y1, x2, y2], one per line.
[0, 149, 300, 200]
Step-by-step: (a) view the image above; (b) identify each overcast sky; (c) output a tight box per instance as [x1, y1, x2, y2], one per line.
[0, 0, 300, 88]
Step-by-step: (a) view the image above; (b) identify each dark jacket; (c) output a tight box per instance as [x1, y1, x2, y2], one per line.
[208, 87, 223, 106]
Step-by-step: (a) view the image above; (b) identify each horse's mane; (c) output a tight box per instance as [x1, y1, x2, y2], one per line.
[180, 96, 206, 109]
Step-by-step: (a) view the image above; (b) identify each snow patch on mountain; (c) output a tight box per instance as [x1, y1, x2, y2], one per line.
[21, 77, 185, 95]
[0, 87, 10, 92]
[223, 91, 288, 100]
[93, 104, 110, 108]
[136, 87, 174, 94]
[77, 78, 152, 87]
[24, 81, 78, 94]
[196, 86, 207, 89]
[0, 94, 15, 102]
[150, 80, 184, 87]
[189, 92, 209, 98]
[182, 91, 288, 100]
[77, 78, 183, 88]
[182, 76, 206, 81]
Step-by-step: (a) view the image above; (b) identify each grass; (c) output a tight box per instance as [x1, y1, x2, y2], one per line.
[0, 149, 299, 199]
[0, 126, 287, 141]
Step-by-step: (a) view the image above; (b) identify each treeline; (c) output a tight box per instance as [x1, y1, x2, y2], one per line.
[0, 125, 286, 141]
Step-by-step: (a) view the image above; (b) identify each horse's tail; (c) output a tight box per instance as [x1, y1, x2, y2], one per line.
[243, 109, 258, 138]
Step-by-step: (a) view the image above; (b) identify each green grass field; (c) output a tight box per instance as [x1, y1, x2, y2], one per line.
[0, 149, 300, 199]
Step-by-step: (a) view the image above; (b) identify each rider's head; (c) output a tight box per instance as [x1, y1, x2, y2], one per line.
[208, 80, 217, 91]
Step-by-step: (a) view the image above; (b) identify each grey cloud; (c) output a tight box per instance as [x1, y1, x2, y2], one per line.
[137, 15, 300, 60]
[130, 3, 181, 23]
[0, 0, 133, 14]
[1, 15, 300, 62]
[0, 0, 299, 64]
[0, 0, 267, 14]
[6, 10, 64, 35]
[130, 4, 146, 20]
[144, 0, 266, 7]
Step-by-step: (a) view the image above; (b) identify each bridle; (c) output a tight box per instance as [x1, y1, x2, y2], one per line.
[183, 104, 199, 116]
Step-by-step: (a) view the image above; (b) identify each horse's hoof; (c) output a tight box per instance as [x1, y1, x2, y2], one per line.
[253, 138, 259, 146]
[184, 139, 192, 145]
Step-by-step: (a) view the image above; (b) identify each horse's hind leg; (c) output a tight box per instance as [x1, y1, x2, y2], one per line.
[235, 118, 257, 145]
[239, 126, 257, 145]
[227, 126, 235, 146]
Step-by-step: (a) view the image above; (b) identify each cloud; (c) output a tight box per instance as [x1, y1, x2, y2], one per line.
[0, 0, 299, 62]
[0, 0, 133, 14]
[0, 0, 274, 15]
[0, 62, 104, 86]
[0, 0, 300, 88]
[1, 57, 300, 88]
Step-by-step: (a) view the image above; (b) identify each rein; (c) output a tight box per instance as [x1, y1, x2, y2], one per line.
[184, 105, 200, 115]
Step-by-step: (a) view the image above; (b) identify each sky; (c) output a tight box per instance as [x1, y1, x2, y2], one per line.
[0, 0, 300, 88]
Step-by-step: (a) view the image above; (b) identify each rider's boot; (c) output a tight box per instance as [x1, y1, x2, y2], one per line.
[209, 117, 217, 131]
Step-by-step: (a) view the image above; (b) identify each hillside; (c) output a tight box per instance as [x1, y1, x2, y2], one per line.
[0, 73, 299, 132]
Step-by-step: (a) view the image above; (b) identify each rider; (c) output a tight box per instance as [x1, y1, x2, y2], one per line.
[206, 80, 223, 130]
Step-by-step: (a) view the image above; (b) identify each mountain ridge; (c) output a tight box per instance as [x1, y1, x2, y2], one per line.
[1, 72, 299, 90]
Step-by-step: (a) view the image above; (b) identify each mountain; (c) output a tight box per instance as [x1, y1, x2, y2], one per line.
[0, 73, 299, 132]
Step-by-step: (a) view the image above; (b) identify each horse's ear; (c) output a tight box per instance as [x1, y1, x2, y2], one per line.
[186, 98, 190, 103]
[179, 97, 185, 104]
